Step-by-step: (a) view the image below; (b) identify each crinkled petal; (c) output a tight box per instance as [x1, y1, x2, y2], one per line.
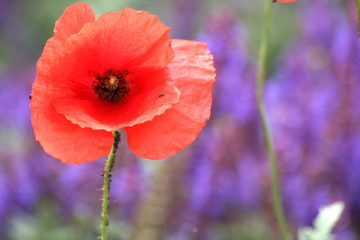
[30, 3, 110, 164]
[52, 67, 180, 131]
[37, 3, 95, 78]
[48, 7, 178, 131]
[64, 7, 174, 69]
[31, 76, 113, 165]
[54, 3, 95, 41]
[124, 39, 216, 159]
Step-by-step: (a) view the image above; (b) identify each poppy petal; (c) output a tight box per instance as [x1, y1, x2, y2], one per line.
[52, 67, 181, 131]
[37, 3, 95, 78]
[31, 3, 110, 165]
[124, 39, 216, 159]
[48, 8, 180, 131]
[54, 3, 95, 41]
[31, 76, 113, 165]
[59, 7, 173, 71]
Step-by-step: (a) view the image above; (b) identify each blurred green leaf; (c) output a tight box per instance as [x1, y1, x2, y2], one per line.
[7, 201, 128, 240]
[82, 0, 129, 17]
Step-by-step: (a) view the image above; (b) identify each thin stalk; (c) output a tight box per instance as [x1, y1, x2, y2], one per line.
[357, 0, 360, 35]
[255, 1, 292, 240]
[101, 130, 120, 240]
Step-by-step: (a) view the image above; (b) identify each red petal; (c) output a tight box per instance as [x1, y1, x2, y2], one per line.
[31, 76, 113, 165]
[31, 3, 109, 164]
[49, 8, 179, 131]
[124, 39, 216, 159]
[56, 7, 173, 72]
[37, 3, 95, 78]
[277, 0, 297, 2]
[52, 68, 180, 131]
[54, 3, 95, 41]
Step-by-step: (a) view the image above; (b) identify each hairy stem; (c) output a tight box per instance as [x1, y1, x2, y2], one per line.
[101, 130, 120, 240]
[255, 1, 292, 240]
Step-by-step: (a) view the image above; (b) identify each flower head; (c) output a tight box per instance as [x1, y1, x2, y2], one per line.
[276, 0, 298, 3]
[30, 3, 215, 164]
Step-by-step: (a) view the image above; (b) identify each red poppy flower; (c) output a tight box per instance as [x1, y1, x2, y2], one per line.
[30, 3, 215, 165]
[277, 0, 297, 2]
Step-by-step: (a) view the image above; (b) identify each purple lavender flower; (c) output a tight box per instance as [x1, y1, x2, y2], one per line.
[0, 168, 11, 235]
[196, 8, 262, 212]
[170, 0, 202, 39]
[236, 155, 262, 209]
[2, 1, 360, 239]
[0, 0, 13, 26]
[167, 11, 264, 239]
[111, 153, 145, 220]
[267, 1, 360, 238]
[198, 9, 257, 123]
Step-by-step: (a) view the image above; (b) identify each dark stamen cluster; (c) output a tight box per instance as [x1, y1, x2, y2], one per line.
[93, 69, 131, 104]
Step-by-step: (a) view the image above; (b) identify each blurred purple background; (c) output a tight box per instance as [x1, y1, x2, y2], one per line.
[0, 0, 359, 239]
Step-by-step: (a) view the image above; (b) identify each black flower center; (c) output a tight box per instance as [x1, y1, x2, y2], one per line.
[93, 69, 131, 104]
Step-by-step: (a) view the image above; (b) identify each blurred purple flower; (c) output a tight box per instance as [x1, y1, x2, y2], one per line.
[267, 1, 360, 238]
[300, 1, 337, 45]
[169, 9, 263, 239]
[186, 127, 217, 214]
[1, 1, 360, 240]
[0, 68, 33, 131]
[0, 168, 11, 234]
[0, 0, 13, 26]
[112, 154, 145, 220]
[198, 9, 257, 123]
[170, 0, 201, 39]
[237, 155, 262, 209]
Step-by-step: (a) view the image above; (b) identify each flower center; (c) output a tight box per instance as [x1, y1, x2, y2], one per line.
[93, 69, 131, 104]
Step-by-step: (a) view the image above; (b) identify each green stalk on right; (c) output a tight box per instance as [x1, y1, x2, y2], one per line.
[356, 0, 360, 34]
[255, 1, 292, 240]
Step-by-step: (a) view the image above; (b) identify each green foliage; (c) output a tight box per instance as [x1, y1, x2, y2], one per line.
[298, 202, 344, 240]
[82, 0, 137, 17]
[7, 202, 127, 240]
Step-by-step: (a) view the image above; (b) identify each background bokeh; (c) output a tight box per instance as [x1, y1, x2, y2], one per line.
[0, 0, 359, 239]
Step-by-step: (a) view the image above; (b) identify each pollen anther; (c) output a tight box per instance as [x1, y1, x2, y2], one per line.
[106, 76, 119, 90]
[92, 69, 131, 104]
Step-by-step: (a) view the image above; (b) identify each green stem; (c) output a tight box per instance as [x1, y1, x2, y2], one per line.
[255, 1, 292, 240]
[101, 130, 120, 240]
[357, 0, 360, 35]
